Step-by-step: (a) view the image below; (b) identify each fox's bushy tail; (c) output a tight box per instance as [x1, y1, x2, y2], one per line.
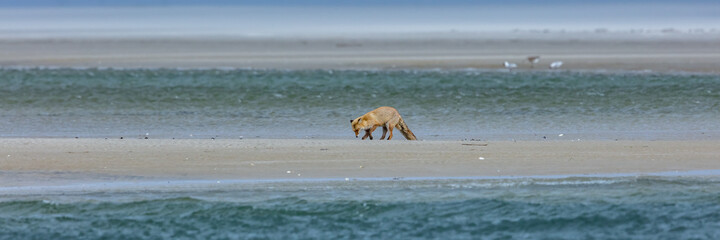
[397, 117, 417, 140]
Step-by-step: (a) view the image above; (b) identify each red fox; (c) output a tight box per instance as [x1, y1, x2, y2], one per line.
[350, 106, 417, 140]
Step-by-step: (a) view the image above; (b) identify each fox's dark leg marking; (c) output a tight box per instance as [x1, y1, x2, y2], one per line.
[368, 126, 378, 140]
[362, 130, 371, 140]
[381, 126, 388, 140]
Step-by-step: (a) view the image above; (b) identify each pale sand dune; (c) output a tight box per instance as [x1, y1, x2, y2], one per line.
[1, 34, 719, 72]
[1, 138, 718, 187]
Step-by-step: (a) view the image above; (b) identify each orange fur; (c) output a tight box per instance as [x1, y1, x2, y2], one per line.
[350, 106, 417, 140]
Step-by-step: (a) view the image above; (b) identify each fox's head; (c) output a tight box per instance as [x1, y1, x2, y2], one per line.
[350, 117, 367, 138]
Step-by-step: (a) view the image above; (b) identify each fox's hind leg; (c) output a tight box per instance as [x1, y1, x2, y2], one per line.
[386, 125, 394, 140]
[380, 126, 388, 140]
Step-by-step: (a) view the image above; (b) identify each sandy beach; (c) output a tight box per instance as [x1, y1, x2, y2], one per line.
[3, 35, 719, 189]
[2, 138, 719, 188]
[3, 34, 720, 189]
[4, 34, 719, 190]
[1, 33, 720, 72]
[3, 4, 720, 239]
[2, 9, 720, 190]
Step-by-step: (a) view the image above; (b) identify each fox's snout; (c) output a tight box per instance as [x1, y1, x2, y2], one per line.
[351, 119, 359, 137]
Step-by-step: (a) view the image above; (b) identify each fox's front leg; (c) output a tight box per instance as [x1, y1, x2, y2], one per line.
[369, 126, 380, 140]
[363, 126, 379, 140]
[362, 125, 377, 140]
[362, 130, 372, 140]
[380, 126, 388, 140]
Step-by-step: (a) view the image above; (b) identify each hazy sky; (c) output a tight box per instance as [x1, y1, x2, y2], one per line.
[1, 0, 718, 38]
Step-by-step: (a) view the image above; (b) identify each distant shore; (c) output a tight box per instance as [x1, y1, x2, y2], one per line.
[2, 138, 719, 188]
[1, 32, 719, 73]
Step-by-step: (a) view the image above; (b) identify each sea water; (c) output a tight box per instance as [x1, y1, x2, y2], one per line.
[1, 177, 720, 239]
[1, 68, 719, 140]
[2, 68, 720, 239]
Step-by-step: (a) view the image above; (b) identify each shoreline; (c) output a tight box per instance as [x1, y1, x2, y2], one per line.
[3, 65, 720, 75]
[3, 170, 720, 196]
[2, 138, 719, 189]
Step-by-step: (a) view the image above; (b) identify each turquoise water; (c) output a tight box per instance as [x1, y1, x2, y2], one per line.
[1, 68, 718, 140]
[2, 177, 720, 239]
[2, 68, 720, 239]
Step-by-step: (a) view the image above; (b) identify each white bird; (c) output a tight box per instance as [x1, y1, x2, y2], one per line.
[549, 61, 563, 69]
[503, 61, 518, 69]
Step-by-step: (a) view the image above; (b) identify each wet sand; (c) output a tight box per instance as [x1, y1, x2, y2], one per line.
[1, 33, 720, 72]
[2, 138, 719, 188]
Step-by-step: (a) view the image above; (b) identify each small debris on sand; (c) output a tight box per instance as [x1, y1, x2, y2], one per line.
[462, 143, 488, 146]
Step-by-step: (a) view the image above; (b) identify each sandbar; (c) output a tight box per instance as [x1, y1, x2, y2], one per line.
[1, 138, 719, 188]
[1, 33, 720, 72]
